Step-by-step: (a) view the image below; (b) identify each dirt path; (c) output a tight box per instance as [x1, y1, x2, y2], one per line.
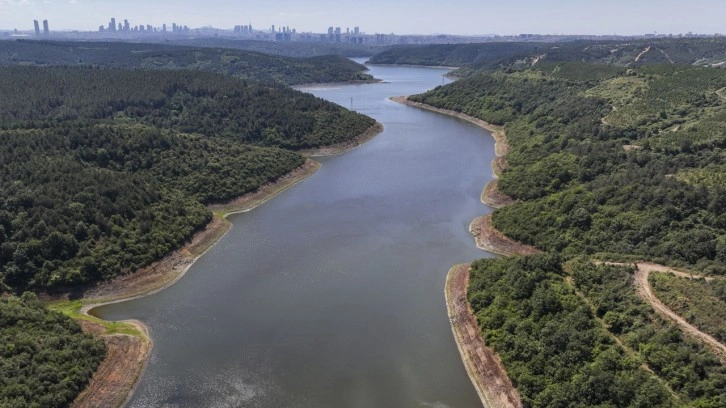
[632, 262, 726, 360]
[634, 46, 652, 62]
[469, 215, 541, 257]
[446, 264, 522, 408]
[71, 321, 151, 408]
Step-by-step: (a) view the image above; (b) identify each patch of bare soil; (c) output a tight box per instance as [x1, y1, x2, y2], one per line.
[446, 264, 522, 408]
[482, 180, 515, 209]
[469, 215, 541, 257]
[72, 321, 151, 408]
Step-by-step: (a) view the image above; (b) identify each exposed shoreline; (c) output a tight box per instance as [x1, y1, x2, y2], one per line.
[446, 264, 522, 408]
[469, 215, 541, 257]
[389, 96, 510, 207]
[61, 159, 321, 407]
[62, 118, 390, 406]
[391, 95, 528, 407]
[292, 78, 383, 89]
[298, 122, 384, 157]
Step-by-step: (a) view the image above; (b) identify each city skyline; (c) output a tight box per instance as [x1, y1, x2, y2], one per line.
[1, 0, 725, 36]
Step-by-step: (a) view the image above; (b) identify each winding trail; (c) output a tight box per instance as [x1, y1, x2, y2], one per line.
[632, 262, 726, 360]
[600, 261, 725, 361]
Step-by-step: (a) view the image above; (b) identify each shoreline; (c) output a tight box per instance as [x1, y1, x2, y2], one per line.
[389, 96, 510, 207]
[298, 122, 384, 157]
[392, 95, 534, 408]
[446, 264, 522, 408]
[292, 78, 383, 89]
[57, 159, 322, 408]
[469, 215, 541, 257]
[57, 88, 385, 408]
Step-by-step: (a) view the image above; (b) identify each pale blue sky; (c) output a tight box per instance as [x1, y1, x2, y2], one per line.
[1, 0, 724, 35]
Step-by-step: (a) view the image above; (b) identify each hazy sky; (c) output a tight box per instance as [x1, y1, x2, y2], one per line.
[1, 0, 724, 36]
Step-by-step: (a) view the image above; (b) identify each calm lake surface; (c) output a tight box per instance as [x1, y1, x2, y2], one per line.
[95, 61, 496, 408]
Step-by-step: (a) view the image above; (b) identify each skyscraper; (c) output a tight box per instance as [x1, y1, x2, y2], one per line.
[42, 20, 49, 35]
[109, 18, 116, 32]
[33, 20, 40, 36]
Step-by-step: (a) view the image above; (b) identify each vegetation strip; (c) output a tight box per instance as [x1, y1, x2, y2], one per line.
[446, 264, 522, 408]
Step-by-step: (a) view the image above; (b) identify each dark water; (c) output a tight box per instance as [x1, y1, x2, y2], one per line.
[95, 61, 495, 408]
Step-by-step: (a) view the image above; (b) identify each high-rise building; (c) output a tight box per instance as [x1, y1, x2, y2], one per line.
[162, 23, 167, 32]
[42, 20, 49, 35]
[124, 19, 130, 31]
[109, 18, 116, 32]
[33, 20, 40, 36]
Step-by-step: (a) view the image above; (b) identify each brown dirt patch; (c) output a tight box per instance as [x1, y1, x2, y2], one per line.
[298, 122, 384, 157]
[482, 180, 515, 209]
[72, 322, 151, 408]
[446, 264, 522, 408]
[469, 215, 541, 257]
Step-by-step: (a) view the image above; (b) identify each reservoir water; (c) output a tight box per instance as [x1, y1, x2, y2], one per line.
[94, 61, 496, 407]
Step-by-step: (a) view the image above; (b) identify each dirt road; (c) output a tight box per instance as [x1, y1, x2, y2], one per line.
[632, 262, 726, 360]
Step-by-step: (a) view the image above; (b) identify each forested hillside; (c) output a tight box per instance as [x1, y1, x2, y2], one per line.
[0, 40, 376, 85]
[413, 63, 726, 270]
[0, 293, 106, 408]
[369, 37, 726, 71]
[0, 66, 375, 291]
[411, 60, 726, 406]
[162, 38, 382, 58]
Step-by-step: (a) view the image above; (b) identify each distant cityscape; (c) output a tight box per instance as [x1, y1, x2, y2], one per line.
[3, 17, 723, 46]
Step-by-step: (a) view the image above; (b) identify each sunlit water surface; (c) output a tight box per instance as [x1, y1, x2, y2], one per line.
[95, 60, 495, 408]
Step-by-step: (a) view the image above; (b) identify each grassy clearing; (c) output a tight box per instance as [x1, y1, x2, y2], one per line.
[46, 299, 143, 337]
[649, 272, 726, 343]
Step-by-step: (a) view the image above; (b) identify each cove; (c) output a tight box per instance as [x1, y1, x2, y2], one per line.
[94, 61, 496, 408]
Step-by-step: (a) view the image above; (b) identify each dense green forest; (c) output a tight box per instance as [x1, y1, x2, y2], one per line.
[469, 256, 726, 407]
[412, 63, 726, 272]
[0, 66, 375, 291]
[369, 37, 726, 72]
[468, 256, 678, 407]
[162, 38, 383, 58]
[0, 293, 106, 408]
[409, 52, 726, 404]
[0, 40, 375, 85]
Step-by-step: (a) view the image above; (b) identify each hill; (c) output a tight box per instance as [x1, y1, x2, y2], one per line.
[368, 38, 726, 72]
[410, 61, 726, 405]
[0, 66, 376, 291]
[0, 40, 376, 85]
